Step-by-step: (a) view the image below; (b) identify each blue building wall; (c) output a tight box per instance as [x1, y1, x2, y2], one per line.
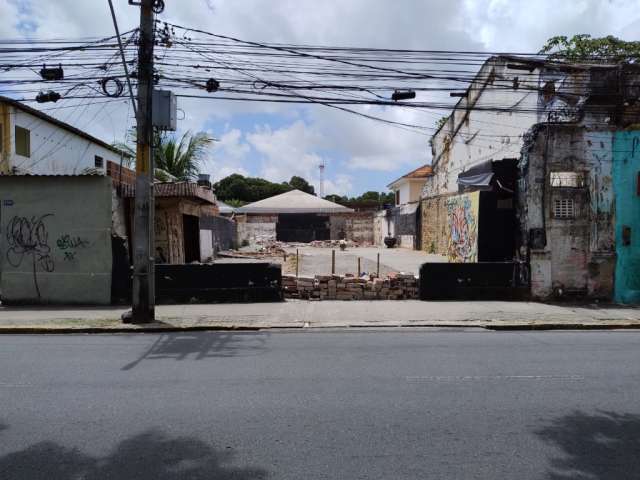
[613, 131, 640, 304]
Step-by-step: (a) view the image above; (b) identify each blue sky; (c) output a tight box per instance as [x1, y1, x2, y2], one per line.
[3, 0, 640, 196]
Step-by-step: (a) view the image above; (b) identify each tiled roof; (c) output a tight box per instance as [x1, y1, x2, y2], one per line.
[386, 164, 433, 188]
[120, 180, 216, 204]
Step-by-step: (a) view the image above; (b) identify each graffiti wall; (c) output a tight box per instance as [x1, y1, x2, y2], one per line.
[0, 176, 112, 304]
[445, 192, 479, 262]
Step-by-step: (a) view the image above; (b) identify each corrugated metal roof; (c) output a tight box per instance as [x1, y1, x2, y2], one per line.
[237, 189, 354, 214]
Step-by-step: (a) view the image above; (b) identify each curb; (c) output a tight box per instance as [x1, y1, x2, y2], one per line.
[0, 323, 639, 334]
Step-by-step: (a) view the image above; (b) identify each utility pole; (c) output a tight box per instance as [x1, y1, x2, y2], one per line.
[131, 0, 156, 323]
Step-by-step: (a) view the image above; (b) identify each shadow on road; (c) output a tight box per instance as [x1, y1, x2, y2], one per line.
[122, 331, 270, 370]
[0, 428, 267, 480]
[536, 410, 640, 479]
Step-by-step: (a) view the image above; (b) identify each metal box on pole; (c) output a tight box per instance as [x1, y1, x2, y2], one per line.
[152, 89, 177, 131]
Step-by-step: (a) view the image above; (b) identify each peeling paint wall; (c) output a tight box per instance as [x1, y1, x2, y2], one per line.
[425, 58, 541, 199]
[520, 126, 616, 299]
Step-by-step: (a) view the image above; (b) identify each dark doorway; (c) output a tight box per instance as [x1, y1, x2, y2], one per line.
[182, 214, 200, 263]
[276, 213, 330, 242]
[477, 159, 519, 261]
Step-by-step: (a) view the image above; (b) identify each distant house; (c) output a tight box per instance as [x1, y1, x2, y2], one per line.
[374, 164, 433, 249]
[234, 189, 378, 244]
[387, 164, 433, 206]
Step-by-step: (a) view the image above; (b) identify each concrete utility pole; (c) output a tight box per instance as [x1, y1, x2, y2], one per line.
[131, 0, 156, 323]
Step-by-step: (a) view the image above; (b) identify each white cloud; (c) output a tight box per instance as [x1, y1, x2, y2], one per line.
[5, 0, 640, 196]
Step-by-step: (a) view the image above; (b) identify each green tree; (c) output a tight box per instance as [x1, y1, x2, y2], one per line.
[539, 34, 640, 63]
[287, 175, 315, 195]
[155, 131, 214, 181]
[112, 130, 214, 181]
[435, 116, 448, 131]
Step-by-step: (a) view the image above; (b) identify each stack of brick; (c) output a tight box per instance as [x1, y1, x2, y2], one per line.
[282, 273, 418, 300]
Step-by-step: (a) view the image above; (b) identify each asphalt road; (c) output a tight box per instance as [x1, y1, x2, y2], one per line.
[1, 330, 639, 479]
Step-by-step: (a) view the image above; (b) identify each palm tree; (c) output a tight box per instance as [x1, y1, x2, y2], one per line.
[112, 130, 215, 181]
[155, 131, 214, 181]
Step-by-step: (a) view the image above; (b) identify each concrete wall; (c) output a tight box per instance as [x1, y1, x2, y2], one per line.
[200, 215, 236, 258]
[425, 58, 540, 198]
[0, 176, 113, 304]
[421, 195, 449, 254]
[329, 212, 374, 244]
[520, 126, 616, 299]
[4, 107, 122, 175]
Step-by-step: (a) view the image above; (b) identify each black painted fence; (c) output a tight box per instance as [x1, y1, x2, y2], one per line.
[155, 263, 282, 303]
[419, 262, 529, 300]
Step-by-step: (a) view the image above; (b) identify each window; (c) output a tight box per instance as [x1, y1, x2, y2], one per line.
[550, 171, 585, 188]
[15, 126, 30, 157]
[94, 155, 104, 168]
[554, 198, 576, 219]
[395, 190, 400, 205]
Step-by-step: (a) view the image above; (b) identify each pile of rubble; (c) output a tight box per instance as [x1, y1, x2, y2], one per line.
[308, 239, 363, 248]
[282, 272, 418, 300]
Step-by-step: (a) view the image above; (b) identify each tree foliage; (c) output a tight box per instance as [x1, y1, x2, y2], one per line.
[435, 116, 448, 131]
[155, 131, 214, 181]
[213, 174, 316, 203]
[112, 129, 214, 181]
[324, 191, 394, 207]
[539, 34, 640, 63]
[288, 175, 315, 195]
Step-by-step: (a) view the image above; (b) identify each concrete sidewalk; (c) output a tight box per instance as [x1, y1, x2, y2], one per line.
[0, 300, 639, 332]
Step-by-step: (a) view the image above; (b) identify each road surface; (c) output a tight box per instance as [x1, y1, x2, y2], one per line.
[1, 330, 639, 479]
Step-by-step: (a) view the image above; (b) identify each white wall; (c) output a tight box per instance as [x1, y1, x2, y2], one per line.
[424, 58, 540, 198]
[393, 179, 425, 205]
[8, 108, 121, 175]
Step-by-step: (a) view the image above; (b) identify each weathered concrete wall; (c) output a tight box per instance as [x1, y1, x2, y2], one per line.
[329, 212, 374, 244]
[0, 176, 112, 304]
[520, 126, 616, 299]
[344, 212, 374, 244]
[200, 214, 236, 256]
[426, 58, 540, 198]
[154, 199, 183, 264]
[237, 221, 276, 245]
[421, 195, 449, 254]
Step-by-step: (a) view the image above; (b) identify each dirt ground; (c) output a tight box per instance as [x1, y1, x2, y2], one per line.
[281, 246, 444, 276]
[215, 245, 445, 276]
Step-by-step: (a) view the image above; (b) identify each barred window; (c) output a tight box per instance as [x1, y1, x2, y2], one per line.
[554, 198, 576, 219]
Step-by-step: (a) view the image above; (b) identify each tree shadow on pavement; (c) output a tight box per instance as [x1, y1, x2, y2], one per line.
[535, 410, 640, 479]
[0, 429, 267, 480]
[122, 331, 270, 370]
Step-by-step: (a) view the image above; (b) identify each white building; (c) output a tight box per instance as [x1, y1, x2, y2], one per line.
[387, 164, 432, 206]
[0, 95, 128, 175]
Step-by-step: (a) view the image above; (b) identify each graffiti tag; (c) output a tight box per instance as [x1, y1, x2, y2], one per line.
[5, 214, 55, 299]
[56, 234, 90, 261]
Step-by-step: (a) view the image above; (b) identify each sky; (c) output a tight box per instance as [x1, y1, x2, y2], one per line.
[2, 0, 640, 196]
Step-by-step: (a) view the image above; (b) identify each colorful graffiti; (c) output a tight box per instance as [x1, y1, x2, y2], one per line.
[446, 192, 479, 263]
